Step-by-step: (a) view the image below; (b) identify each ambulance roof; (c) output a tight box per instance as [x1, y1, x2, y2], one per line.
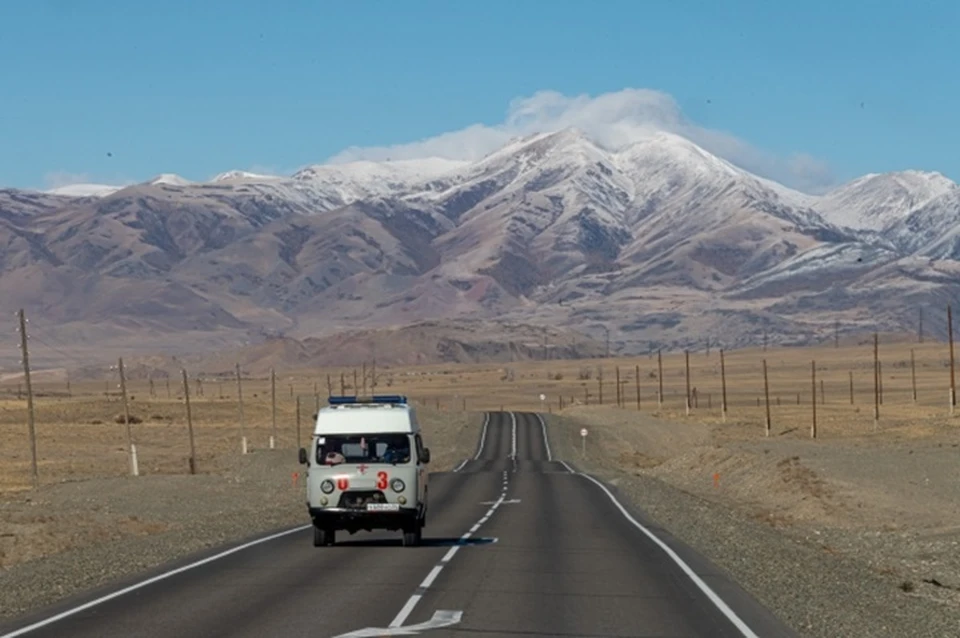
[313, 395, 419, 436]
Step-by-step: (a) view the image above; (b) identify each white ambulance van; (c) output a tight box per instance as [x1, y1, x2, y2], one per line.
[298, 395, 431, 547]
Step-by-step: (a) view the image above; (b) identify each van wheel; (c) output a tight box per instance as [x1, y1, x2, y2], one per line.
[402, 525, 421, 547]
[314, 527, 335, 547]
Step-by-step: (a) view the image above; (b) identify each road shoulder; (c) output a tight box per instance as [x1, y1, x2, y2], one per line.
[546, 410, 960, 638]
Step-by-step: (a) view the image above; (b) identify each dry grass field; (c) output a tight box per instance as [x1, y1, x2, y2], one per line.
[1, 333, 958, 492]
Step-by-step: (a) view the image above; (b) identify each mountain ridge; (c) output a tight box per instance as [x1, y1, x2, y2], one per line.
[3, 127, 959, 366]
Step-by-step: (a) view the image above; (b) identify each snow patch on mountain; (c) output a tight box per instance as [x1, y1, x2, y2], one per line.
[212, 170, 284, 183]
[148, 173, 192, 186]
[883, 188, 960, 259]
[46, 183, 124, 197]
[816, 170, 957, 231]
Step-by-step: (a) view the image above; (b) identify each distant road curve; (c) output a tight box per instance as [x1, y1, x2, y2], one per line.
[0, 411, 796, 638]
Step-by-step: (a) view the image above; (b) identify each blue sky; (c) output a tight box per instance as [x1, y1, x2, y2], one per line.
[1, 0, 958, 192]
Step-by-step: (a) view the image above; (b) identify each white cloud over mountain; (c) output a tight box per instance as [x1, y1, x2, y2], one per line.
[326, 88, 836, 193]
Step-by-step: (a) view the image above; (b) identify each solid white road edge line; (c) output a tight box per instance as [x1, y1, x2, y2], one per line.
[535, 417, 758, 636]
[387, 472, 510, 629]
[535, 413, 552, 461]
[0, 524, 313, 638]
[451, 459, 468, 473]
[509, 411, 517, 460]
[472, 412, 490, 460]
[575, 472, 761, 638]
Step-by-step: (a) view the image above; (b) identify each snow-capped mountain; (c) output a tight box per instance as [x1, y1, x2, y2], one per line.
[5, 127, 960, 357]
[291, 157, 467, 210]
[884, 188, 960, 259]
[816, 170, 957, 231]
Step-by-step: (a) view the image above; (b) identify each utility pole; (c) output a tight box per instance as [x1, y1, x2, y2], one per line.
[296, 395, 302, 448]
[181, 369, 197, 474]
[657, 349, 664, 408]
[873, 332, 880, 427]
[615, 366, 622, 407]
[720, 349, 728, 422]
[18, 309, 39, 489]
[950, 305, 956, 411]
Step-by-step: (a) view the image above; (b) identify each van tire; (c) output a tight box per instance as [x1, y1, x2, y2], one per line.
[402, 525, 421, 547]
[314, 527, 335, 547]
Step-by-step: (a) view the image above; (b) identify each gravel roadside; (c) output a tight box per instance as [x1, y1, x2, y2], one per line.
[0, 407, 478, 623]
[545, 412, 960, 638]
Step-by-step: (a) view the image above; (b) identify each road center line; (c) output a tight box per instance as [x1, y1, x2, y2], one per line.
[387, 468, 511, 629]
[472, 412, 490, 460]
[420, 565, 444, 589]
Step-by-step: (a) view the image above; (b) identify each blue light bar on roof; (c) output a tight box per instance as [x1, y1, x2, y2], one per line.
[327, 395, 408, 405]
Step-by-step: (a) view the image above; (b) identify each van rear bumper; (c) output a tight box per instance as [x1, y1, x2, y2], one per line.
[309, 506, 420, 531]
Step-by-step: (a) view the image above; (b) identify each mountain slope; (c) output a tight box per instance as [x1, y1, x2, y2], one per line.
[3, 129, 960, 364]
[881, 189, 960, 259]
[816, 171, 956, 231]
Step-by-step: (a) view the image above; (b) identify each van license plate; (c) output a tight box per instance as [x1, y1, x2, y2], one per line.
[366, 503, 400, 512]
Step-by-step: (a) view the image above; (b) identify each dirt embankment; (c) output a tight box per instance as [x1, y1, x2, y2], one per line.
[0, 408, 479, 622]
[549, 405, 960, 638]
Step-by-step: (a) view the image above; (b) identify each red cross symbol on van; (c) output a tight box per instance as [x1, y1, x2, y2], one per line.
[357, 464, 368, 474]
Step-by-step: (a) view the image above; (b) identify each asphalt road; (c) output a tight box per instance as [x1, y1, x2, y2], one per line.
[0, 412, 797, 638]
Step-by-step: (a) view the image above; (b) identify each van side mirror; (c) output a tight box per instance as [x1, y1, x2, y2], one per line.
[421, 448, 431, 464]
[298, 447, 308, 465]
[312, 413, 318, 420]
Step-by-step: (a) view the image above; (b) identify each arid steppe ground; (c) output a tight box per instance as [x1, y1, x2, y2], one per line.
[2, 336, 960, 635]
